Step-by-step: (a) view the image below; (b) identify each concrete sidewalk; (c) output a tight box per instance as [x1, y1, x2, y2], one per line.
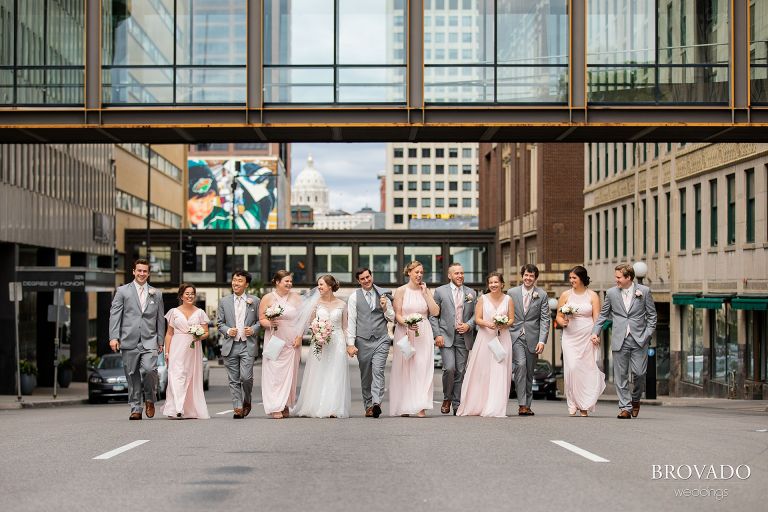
[3, 366, 767, 413]
[0, 381, 89, 410]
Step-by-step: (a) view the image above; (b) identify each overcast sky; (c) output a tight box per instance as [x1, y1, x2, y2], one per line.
[291, 143, 385, 213]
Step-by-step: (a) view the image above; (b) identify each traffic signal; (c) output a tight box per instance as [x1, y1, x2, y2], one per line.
[182, 238, 197, 272]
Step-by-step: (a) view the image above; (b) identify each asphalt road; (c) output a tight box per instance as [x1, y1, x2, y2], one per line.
[1, 360, 766, 512]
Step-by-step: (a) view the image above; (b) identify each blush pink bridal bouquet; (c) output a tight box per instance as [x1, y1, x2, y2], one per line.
[310, 317, 333, 359]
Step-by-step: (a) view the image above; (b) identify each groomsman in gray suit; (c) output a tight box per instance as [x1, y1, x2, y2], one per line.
[216, 270, 260, 419]
[430, 263, 476, 415]
[507, 264, 550, 416]
[591, 263, 657, 419]
[346, 268, 394, 418]
[109, 258, 165, 420]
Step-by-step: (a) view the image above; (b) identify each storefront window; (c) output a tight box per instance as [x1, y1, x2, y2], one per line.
[138, 246, 172, 283]
[358, 245, 398, 283]
[269, 246, 308, 284]
[681, 305, 703, 385]
[314, 245, 352, 283]
[404, 245, 442, 283]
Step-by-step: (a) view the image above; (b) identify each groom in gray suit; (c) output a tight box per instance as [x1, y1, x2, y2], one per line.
[109, 259, 165, 420]
[216, 270, 260, 419]
[591, 263, 657, 419]
[508, 264, 550, 416]
[430, 263, 476, 415]
[346, 268, 394, 418]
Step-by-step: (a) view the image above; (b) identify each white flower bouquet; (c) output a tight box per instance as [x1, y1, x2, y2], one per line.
[404, 313, 424, 337]
[310, 317, 333, 359]
[187, 324, 205, 349]
[265, 304, 285, 331]
[492, 314, 509, 335]
[559, 304, 579, 316]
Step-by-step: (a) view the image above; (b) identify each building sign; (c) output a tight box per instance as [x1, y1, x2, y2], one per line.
[16, 268, 115, 291]
[188, 158, 280, 230]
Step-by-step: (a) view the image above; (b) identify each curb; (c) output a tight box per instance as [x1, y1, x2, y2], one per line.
[0, 398, 88, 410]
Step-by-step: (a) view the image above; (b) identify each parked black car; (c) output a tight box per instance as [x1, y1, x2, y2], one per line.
[88, 353, 128, 403]
[509, 359, 558, 400]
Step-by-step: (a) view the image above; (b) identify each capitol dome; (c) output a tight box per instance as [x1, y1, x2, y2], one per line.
[292, 155, 330, 214]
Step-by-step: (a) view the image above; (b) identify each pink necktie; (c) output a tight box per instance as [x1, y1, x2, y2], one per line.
[523, 291, 531, 313]
[454, 288, 463, 329]
[139, 286, 146, 311]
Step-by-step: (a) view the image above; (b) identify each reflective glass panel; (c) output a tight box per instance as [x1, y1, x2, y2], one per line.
[750, 0, 768, 103]
[270, 246, 308, 284]
[587, 0, 729, 104]
[314, 245, 352, 283]
[176, 1, 246, 66]
[359, 245, 398, 283]
[404, 246, 443, 284]
[449, 246, 486, 283]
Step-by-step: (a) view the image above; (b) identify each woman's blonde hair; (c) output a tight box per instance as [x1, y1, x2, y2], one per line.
[402, 260, 423, 277]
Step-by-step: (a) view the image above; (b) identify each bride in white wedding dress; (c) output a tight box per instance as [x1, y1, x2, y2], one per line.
[291, 274, 352, 418]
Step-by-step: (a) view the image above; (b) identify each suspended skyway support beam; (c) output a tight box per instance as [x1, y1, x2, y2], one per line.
[0, 0, 767, 143]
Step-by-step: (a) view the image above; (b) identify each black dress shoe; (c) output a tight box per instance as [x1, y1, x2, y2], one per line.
[372, 403, 382, 418]
[129, 412, 142, 420]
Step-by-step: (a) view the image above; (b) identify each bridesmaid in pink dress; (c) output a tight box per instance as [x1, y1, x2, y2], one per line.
[390, 261, 440, 417]
[162, 283, 210, 419]
[259, 270, 303, 419]
[556, 266, 606, 417]
[458, 272, 514, 417]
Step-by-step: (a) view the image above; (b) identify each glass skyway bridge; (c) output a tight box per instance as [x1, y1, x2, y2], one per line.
[1, 0, 767, 142]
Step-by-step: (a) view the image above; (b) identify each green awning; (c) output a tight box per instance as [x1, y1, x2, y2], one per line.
[672, 294, 698, 305]
[731, 297, 768, 311]
[693, 297, 727, 309]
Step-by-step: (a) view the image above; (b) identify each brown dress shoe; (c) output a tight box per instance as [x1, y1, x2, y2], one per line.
[145, 401, 155, 418]
[365, 407, 374, 417]
[518, 406, 528, 416]
[441, 399, 451, 414]
[233, 408, 244, 419]
[129, 412, 142, 420]
[631, 401, 640, 418]
[525, 408, 535, 416]
[617, 410, 632, 419]
[372, 403, 382, 418]
[243, 401, 252, 418]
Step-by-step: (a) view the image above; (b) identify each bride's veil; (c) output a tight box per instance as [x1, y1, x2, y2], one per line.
[294, 286, 320, 336]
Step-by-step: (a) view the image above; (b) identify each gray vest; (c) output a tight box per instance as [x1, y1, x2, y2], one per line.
[355, 288, 389, 340]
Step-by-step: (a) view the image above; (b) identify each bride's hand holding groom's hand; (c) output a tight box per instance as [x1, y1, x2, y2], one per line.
[346, 346, 358, 358]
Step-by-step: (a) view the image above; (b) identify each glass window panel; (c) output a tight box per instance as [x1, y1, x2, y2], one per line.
[338, 0, 406, 65]
[404, 245, 443, 283]
[497, 0, 568, 65]
[449, 246, 486, 283]
[497, 66, 568, 103]
[713, 306, 727, 381]
[264, 67, 334, 103]
[314, 245, 352, 282]
[751, 0, 768, 103]
[138, 246, 172, 283]
[176, 68, 246, 104]
[270, 246, 308, 284]
[176, 1, 246, 66]
[426, 66, 494, 102]
[337, 67, 406, 103]
[264, 0, 334, 65]
[103, 0, 174, 66]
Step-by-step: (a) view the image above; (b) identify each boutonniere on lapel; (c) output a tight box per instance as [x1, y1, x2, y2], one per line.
[464, 293, 474, 303]
[148, 288, 156, 304]
[246, 297, 254, 305]
[532, 291, 540, 300]
[635, 289, 643, 298]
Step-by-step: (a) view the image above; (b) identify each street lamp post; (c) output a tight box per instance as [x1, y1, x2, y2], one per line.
[548, 297, 559, 368]
[230, 161, 241, 272]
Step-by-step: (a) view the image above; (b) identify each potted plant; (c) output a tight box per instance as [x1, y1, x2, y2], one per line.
[57, 358, 73, 388]
[19, 359, 37, 395]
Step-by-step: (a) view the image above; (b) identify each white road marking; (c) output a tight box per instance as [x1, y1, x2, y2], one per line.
[93, 440, 149, 460]
[217, 409, 234, 415]
[756, 428, 768, 432]
[550, 440, 610, 463]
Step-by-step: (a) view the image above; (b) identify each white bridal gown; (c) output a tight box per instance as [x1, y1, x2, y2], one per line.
[291, 304, 351, 418]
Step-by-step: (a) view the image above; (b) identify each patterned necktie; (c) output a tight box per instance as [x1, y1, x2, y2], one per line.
[138, 286, 146, 311]
[454, 287, 463, 329]
[366, 290, 375, 311]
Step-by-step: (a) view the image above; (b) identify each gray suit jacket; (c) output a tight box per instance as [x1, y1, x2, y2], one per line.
[216, 294, 260, 357]
[429, 284, 477, 350]
[507, 285, 550, 352]
[108, 282, 165, 351]
[592, 284, 657, 351]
